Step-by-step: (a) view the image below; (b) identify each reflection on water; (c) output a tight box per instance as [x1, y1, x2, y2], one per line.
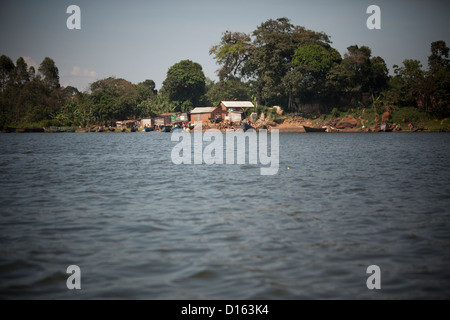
[0, 132, 449, 299]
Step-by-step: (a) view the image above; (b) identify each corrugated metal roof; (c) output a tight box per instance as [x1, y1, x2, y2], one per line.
[190, 107, 218, 114]
[221, 101, 255, 108]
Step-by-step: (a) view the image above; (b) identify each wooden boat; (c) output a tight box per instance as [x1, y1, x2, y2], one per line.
[303, 126, 327, 132]
[130, 127, 137, 132]
[144, 127, 154, 132]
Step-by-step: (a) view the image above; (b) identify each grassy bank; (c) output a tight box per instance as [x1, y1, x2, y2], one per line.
[312, 106, 450, 132]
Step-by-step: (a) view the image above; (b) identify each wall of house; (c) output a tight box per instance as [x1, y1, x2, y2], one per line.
[190, 107, 222, 123]
[230, 112, 242, 122]
[219, 103, 227, 119]
[140, 119, 153, 128]
[219, 103, 249, 120]
[154, 116, 172, 126]
[190, 113, 208, 122]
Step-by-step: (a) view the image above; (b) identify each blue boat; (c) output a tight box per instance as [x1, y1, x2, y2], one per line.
[144, 127, 154, 132]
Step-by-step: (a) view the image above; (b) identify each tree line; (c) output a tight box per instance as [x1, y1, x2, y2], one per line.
[1, 17, 449, 128]
[209, 18, 449, 117]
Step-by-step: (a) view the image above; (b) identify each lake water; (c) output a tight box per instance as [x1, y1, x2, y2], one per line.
[0, 132, 449, 299]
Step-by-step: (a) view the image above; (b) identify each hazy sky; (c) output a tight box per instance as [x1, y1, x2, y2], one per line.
[1, 0, 449, 91]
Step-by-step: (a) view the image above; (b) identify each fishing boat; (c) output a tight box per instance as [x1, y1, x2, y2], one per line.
[144, 127, 154, 132]
[130, 127, 137, 132]
[303, 126, 327, 132]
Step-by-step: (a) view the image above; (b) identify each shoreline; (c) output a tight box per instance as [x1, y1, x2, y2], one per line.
[1, 117, 446, 133]
[0, 126, 439, 134]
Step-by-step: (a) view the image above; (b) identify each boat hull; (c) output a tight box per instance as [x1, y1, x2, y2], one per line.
[303, 126, 327, 132]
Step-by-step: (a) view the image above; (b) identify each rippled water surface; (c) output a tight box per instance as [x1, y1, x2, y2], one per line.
[1, 132, 449, 299]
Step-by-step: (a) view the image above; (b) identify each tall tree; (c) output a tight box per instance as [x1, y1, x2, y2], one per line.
[90, 77, 138, 121]
[209, 31, 254, 81]
[13, 57, 30, 87]
[205, 78, 252, 106]
[424, 41, 450, 116]
[327, 45, 389, 105]
[160, 60, 206, 107]
[287, 44, 342, 108]
[38, 57, 60, 91]
[0, 55, 15, 91]
[135, 79, 157, 102]
[388, 59, 425, 107]
[251, 18, 332, 106]
[428, 40, 449, 73]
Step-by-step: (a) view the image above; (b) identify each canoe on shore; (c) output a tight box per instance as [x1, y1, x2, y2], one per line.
[303, 126, 327, 132]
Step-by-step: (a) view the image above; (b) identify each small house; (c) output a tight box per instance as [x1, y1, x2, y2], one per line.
[219, 101, 255, 122]
[140, 118, 153, 128]
[116, 120, 139, 129]
[154, 113, 175, 126]
[190, 107, 222, 123]
[177, 113, 188, 122]
[228, 111, 243, 123]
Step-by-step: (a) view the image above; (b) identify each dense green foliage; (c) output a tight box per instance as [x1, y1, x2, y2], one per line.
[210, 17, 448, 117]
[1, 17, 448, 128]
[160, 60, 206, 109]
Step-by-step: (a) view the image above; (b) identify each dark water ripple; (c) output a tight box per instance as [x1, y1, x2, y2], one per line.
[0, 132, 449, 299]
